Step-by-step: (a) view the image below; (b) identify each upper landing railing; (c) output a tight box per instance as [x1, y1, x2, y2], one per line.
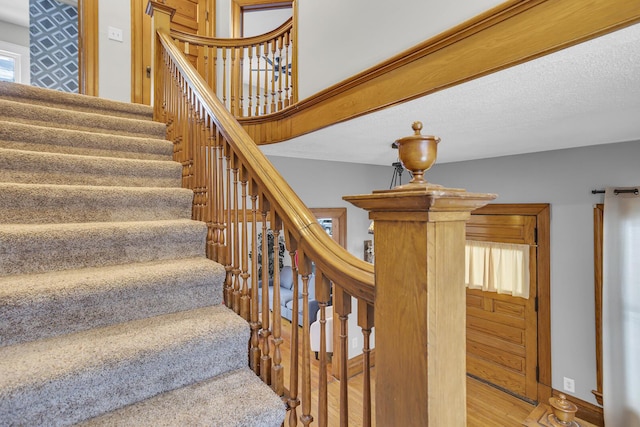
[169, 17, 296, 118]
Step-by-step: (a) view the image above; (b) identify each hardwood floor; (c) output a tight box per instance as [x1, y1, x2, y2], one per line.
[265, 317, 534, 426]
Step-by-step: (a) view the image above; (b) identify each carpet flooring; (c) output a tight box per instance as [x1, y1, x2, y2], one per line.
[0, 81, 285, 426]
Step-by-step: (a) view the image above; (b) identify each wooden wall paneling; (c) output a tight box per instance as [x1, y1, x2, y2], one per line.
[78, 0, 99, 96]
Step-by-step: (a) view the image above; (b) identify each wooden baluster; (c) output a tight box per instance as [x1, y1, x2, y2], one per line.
[231, 154, 241, 314]
[221, 48, 228, 110]
[277, 35, 284, 111]
[223, 142, 233, 306]
[283, 31, 291, 108]
[260, 196, 272, 385]
[238, 47, 244, 117]
[211, 46, 218, 96]
[270, 40, 277, 113]
[239, 166, 251, 321]
[298, 251, 313, 427]
[285, 235, 300, 426]
[214, 130, 226, 265]
[205, 119, 216, 259]
[249, 180, 261, 374]
[262, 41, 269, 115]
[334, 287, 352, 427]
[316, 272, 333, 427]
[254, 43, 261, 116]
[247, 44, 254, 117]
[230, 46, 237, 116]
[271, 215, 284, 396]
[358, 300, 375, 427]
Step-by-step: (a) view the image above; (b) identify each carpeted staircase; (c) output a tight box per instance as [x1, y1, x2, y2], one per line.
[0, 82, 285, 426]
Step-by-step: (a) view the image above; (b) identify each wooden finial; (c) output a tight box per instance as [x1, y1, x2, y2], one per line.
[391, 121, 440, 186]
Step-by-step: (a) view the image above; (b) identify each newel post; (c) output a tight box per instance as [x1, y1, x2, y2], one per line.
[146, 1, 175, 121]
[344, 122, 496, 426]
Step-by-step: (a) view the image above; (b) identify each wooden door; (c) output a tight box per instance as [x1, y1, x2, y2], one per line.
[130, 0, 214, 104]
[466, 212, 539, 402]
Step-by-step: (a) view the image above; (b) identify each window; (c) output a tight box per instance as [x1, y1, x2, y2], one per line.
[0, 51, 19, 83]
[0, 41, 30, 84]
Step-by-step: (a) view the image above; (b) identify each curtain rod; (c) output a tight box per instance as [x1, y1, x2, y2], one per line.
[591, 188, 639, 195]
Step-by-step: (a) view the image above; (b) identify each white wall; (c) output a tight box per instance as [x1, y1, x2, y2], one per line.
[424, 139, 640, 406]
[296, 0, 503, 99]
[98, 0, 131, 102]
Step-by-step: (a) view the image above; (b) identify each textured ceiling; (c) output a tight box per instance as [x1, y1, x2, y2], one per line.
[261, 22, 640, 166]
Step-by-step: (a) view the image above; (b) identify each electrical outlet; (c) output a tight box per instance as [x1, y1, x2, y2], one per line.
[351, 338, 358, 349]
[107, 26, 123, 42]
[563, 377, 575, 393]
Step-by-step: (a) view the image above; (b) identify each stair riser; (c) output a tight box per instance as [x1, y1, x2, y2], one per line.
[1, 310, 249, 426]
[0, 184, 193, 224]
[0, 259, 225, 347]
[0, 221, 208, 276]
[0, 148, 182, 188]
[0, 121, 173, 161]
[0, 99, 166, 139]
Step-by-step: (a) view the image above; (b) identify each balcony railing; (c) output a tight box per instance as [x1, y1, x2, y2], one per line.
[168, 18, 296, 118]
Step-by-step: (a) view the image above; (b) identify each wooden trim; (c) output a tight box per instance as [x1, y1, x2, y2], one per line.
[552, 389, 604, 426]
[473, 203, 552, 402]
[78, 0, 99, 96]
[592, 204, 604, 406]
[232, 0, 293, 38]
[239, 0, 640, 144]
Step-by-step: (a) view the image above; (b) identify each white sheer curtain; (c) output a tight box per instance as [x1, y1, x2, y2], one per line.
[465, 240, 530, 298]
[603, 187, 640, 427]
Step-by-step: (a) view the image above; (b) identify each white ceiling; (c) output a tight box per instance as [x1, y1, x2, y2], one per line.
[261, 22, 640, 166]
[1, 2, 638, 167]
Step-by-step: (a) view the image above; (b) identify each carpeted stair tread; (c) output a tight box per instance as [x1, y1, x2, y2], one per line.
[0, 183, 193, 224]
[0, 147, 182, 187]
[0, 120, 173, 160]
[0, 98, 166, 139]
[0, 305, 250, 426]
[0, 219, 207, 276]
[0, 81, 153, 121]
[79, 367, 287, 427]
[0, 257, 225, 347]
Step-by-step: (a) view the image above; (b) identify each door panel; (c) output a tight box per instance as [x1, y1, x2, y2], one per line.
[466, 213, 538, 401]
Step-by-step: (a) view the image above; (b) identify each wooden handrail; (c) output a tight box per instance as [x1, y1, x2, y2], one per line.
[149, 2, 375, 422]
[171, 18, 292, 48]
[156, 29, 373, 301]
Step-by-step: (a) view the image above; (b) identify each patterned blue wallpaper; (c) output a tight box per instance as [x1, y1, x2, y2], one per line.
[29, 0, 78, 92]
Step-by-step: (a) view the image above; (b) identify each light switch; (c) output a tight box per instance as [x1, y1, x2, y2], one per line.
[107, 26, 123, 42]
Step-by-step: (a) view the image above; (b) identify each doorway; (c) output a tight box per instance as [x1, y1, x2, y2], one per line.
[467, 203, 551, 403]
